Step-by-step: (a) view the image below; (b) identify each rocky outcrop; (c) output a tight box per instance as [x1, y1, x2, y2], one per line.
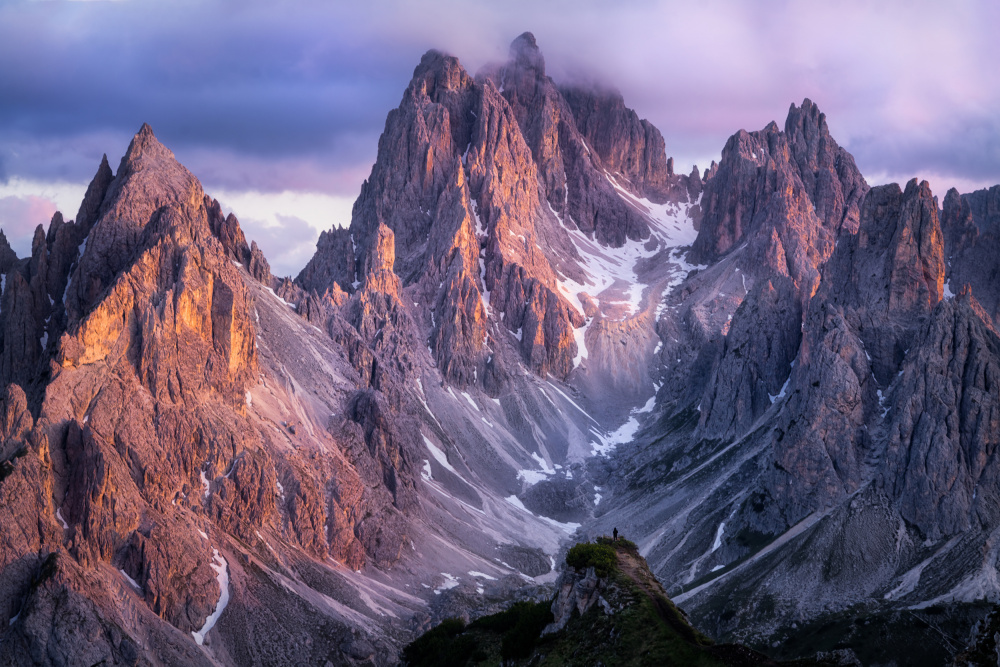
[941, 185, 1000, 325]
[686, 100, 870, 445]
[67, 124, 203, 319]
[299, 42, 587, 384]
[691, 99, 868, 286]
[884, 289, 1000, 540]
[296, 227, 356, 294]
[763, 179, 944, 524]
[206, 197, 272, 285]
[697, 276, 802, 440]
[543, 564, 606, 635]
[0, 124, 434, 664]
[561, 84, 691, 203]
[483, 32, 659, 246]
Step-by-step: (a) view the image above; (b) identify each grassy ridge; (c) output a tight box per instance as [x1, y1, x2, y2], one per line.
[401, 537, 817, 666]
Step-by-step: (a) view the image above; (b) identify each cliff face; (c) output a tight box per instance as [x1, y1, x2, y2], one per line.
[762, 179, 945, 523]
[298, 33, 699, 393]
[0, 126, 432, 665]
[603, 163, 1000, 661]
[690, 100, 869, 443]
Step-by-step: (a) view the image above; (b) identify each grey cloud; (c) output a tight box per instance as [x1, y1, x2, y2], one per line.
[0, 195, 56, 257]
[237, 213, 322, 279]
[1, 0, 997, 200]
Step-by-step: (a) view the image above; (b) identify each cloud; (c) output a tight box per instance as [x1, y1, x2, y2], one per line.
[236, 213, 322, 280]
[212, 187, 354, 277]
[0, 0, 998, 271]
[0, 194, 57, 256]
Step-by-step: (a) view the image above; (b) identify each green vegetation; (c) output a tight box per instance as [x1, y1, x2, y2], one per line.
[402, 601, 553, 666]
[565, 541, 617, 577]
[596, 535, 638, 552]
[401, 539, 811, 666]
[402, 617, 481, 667]
[471, 601, 554, 660]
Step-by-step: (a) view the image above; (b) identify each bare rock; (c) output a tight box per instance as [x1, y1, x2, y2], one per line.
[763, 179, 945, 523]
[691, 99, 868, 284]
[542, 565, 604, 635]
[697, 276, 802, 440]
[885, 289, 1000, 540]
[296, 227, 356, 294]
[942, 185, 1000, 324]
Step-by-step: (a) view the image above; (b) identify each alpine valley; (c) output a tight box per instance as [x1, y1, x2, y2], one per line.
[1, 33, 999, 666]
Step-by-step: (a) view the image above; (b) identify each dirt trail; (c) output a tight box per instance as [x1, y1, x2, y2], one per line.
[613, 543, 806, 667]
[615, 545, 704, 644]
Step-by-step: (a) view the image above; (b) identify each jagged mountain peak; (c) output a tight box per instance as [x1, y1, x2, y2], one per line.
[692, 98, 868, 269]
[508, 31, 544, 74]
[784, 97, 826, 134]
[410, 48, 472, 97]
[117, 122, 182, 176]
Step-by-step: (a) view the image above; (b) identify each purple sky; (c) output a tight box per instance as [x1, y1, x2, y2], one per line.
[1, 0, 998, 275]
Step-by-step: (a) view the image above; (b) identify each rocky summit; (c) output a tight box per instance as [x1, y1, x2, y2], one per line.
[0, 32, 999, 666]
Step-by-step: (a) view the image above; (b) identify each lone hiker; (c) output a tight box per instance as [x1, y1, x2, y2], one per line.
[613, 527, 618, 542]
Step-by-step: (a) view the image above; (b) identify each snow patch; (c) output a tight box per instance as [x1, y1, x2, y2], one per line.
[119, 569, 141, 591]
[877, 389, 890, 418]
[636, 394, 656, 414]
[264, 287, 296, 309]
[768, 376, 791, 404]
[711, 523, 725, 552]
[592, 415, 640, 457]
[422, 435, 455, 473]
[192, 549, 230, 646]
[504, 495, 580, 534]
[517, 452, 557, 486]
[421, 460, 433, 482]
[434, 573, 460, 595]
[468, 571, 497, 580]
[572, 321, 589, 368]
[415, 379, 442, 429]
[459, 391, 479, 411]
[55, 508, 69, 531]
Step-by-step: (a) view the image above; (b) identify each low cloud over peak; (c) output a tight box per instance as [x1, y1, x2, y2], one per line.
[1, 0, 997, 273]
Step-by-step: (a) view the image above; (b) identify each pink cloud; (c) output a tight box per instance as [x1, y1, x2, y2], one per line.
[0, 195, 57, 257]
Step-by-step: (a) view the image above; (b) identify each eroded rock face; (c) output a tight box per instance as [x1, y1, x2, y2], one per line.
[763, 179, 945, 524]
[299, 34, 706, 390]
[0, 124, 424, 662]
[543, 565, 605, 635]
[484, 32, 655, 247]
[941, 185, 1000, 325]
[298, 43, 586, 384]
[885, 290, 1000, 540]
[561, 85, 683, 203]
[697, 276, 802, 440]
[692, 100, 868, 285]
[690, 101, 869, 444]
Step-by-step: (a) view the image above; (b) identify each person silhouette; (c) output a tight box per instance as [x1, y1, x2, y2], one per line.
[613, 527, 618, 542]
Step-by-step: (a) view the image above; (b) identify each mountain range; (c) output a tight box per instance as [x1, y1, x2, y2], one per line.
[0, 32, 999, 666]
